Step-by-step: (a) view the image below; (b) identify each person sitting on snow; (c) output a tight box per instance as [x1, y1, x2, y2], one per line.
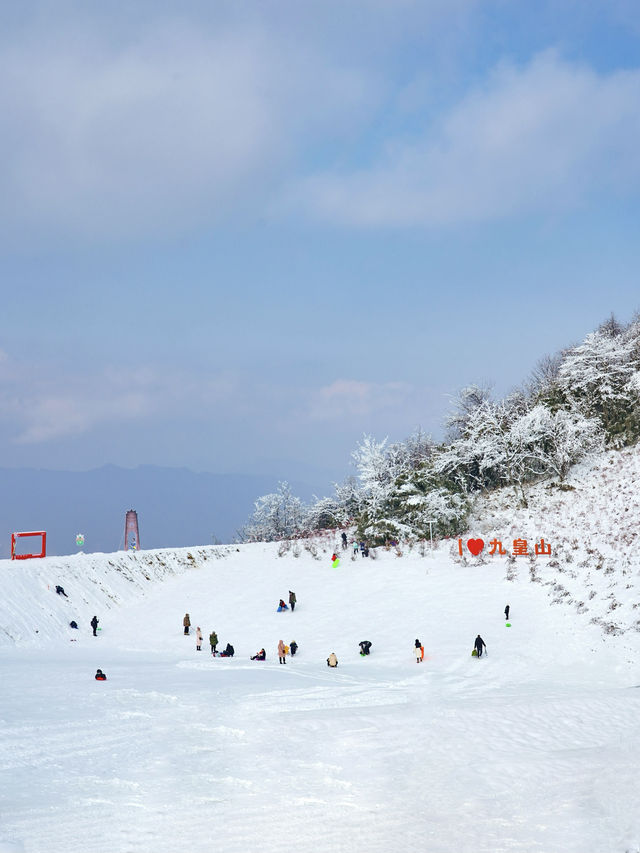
[95, 669, 107, 681]
[55, 585, 68, 597]
[359, 640, 372, 656]
[277, 599, 288, 611]
[327, 652, 338, 667]
[251, 648, 266, 661]
[220, 643, 235, 657]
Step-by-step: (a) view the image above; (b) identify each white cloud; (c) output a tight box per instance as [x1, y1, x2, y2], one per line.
[0, 18, 377, 242]
[288, 51, 640, 227]
[305, 378, 413, 421]
[0, 357, 241, 444]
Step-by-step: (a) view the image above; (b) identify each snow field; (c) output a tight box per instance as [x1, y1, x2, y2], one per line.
[1, 541, 640, 852]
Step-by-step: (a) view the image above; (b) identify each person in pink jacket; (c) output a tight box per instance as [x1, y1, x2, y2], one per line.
[278, 639, 286, 665]
[196, 627, 203, 651]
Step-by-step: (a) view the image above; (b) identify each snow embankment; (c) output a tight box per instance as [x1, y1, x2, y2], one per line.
[0, 545, 234, 646]
[463, 443, 640, 638]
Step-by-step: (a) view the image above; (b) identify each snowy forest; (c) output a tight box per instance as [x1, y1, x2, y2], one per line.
[241, 314, 640, 545]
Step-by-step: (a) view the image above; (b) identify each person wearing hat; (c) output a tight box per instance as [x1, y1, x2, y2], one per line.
[327, 652, 338, 668]
[95, 669, 107, 681]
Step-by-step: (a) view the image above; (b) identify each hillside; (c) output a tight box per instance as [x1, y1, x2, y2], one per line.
[464, 443, 640, 641]
[1, 453, 640, 853]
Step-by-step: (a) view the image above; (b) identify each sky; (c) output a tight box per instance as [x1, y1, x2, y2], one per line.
[1, 0, 640, 493]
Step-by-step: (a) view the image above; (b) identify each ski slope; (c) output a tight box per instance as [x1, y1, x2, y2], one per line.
[1, 535, 639, 853]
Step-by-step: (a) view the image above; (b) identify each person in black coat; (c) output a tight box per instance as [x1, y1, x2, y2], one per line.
[56, 585, 68, 597]
[474, 635, 487, 658]
[90, 616, 99, 636]
[359, 640, 372, 656]
[95, 669, 107, 680]
[504, 605, 510, 620]
[290, 640, 298, 656]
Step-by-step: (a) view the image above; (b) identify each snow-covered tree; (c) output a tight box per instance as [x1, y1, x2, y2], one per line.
[241, 481, 305, 542]
[352, 435, 399, 513]
[301, 495, 345, 532]
[435, 392, 547, 505]
[509, 404, 604, 482]
[389, 462, 469, 539]
[445, 384, 493, 440]
[557, 328, 640, 444]
[332, 475, 362, 521]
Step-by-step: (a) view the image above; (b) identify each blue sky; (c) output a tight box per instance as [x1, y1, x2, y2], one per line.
[1, 0, 639, 491]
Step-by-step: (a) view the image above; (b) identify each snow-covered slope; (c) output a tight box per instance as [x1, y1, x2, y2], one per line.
[465, 443, 640, 640]
[0, 545, 235, 646]
[1, 455, 640, 853]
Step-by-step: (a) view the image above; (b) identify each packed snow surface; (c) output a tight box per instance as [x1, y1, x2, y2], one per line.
[1, 519, 640, 851]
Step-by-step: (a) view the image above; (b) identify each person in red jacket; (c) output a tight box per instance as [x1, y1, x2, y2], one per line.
[95, 669, 107, 681]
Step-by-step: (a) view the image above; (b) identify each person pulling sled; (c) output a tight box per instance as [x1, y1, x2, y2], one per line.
[474, 635, 487, 658]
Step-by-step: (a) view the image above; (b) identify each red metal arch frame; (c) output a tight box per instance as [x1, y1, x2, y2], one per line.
[11, 531, 47, 560]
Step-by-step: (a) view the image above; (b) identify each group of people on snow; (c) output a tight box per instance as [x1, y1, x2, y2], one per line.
[83, 569, 507, 679]
[276, 590, 297, 611]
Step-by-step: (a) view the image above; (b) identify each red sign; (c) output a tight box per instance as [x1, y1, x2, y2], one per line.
[458, 537, 552, 557]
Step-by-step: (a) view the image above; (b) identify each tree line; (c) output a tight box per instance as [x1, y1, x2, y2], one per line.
[241, 314, 640, 545]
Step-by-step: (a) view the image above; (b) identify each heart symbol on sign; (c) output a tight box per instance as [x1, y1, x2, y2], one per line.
[467, 538, 485, 556]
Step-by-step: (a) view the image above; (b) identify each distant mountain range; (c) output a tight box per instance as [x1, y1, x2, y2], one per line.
[0, 465, 318, 557]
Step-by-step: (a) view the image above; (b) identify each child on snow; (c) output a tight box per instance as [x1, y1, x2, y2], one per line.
[277, 599, 288, 611]
[95, 669, 107, 681]
[414, 639, 424, 663]
[251, 649, 266, 661]
[327, 652, 338, 667]
[290, 640, 298, 656]
[359, 640, 372, 656]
